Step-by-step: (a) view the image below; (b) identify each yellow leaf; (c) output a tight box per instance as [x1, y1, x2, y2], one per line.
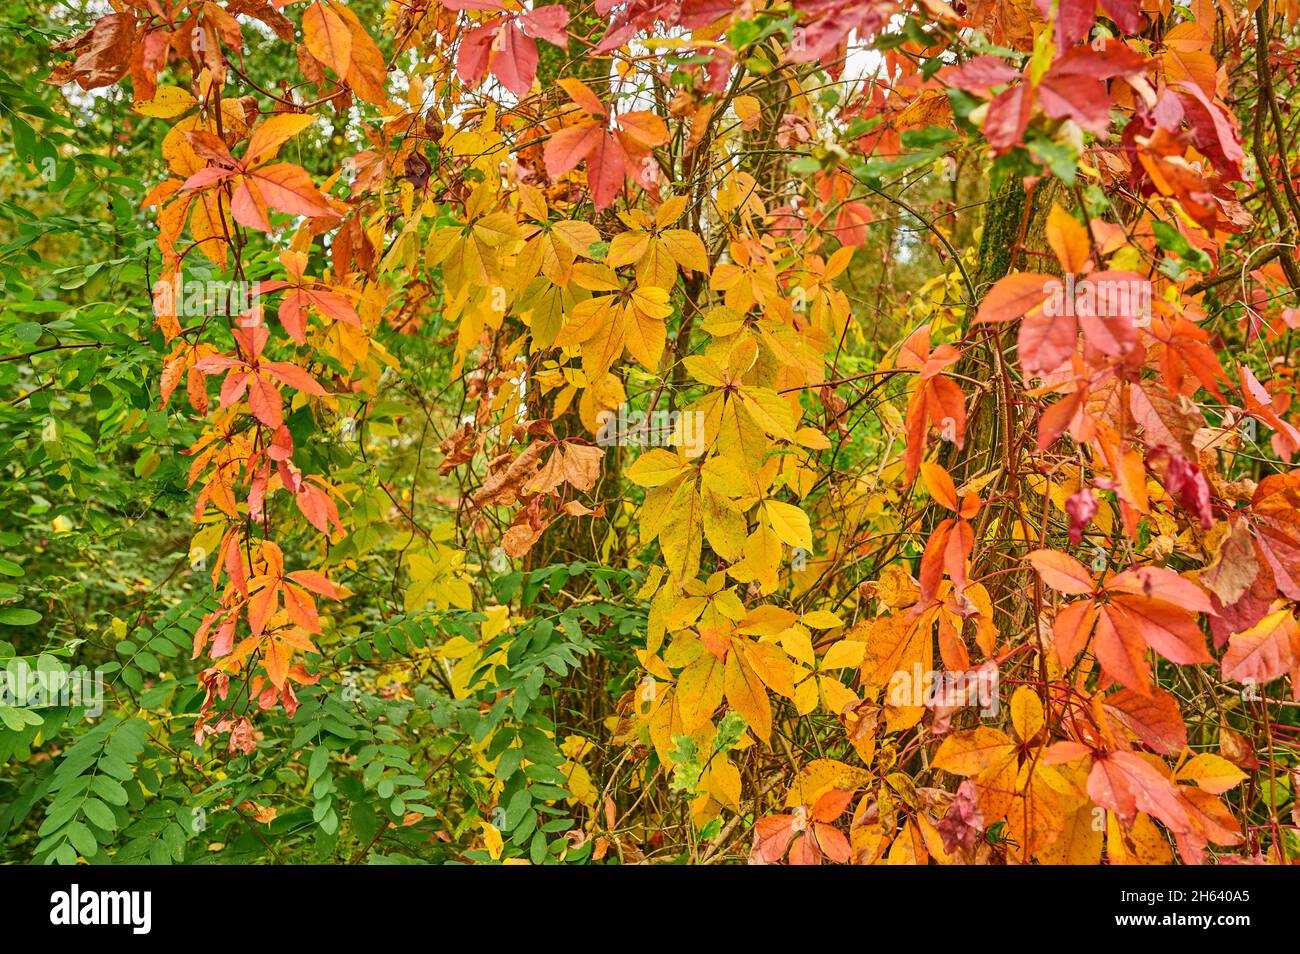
[819, 675, 858, 715]
[762, 499, 812, 550]
[793, 674, 819, 715]
[481, 604, 511, 641]
[785, 758, 871, 808]
[821, 639, 866, 670]
[794, 426, 832, 450]
[1175, 753, 1248, 794]
[801, 610, 843, 629]
[916, 814, 953, 864]
[731, 95, 761, 125]
[860, 613, 927, 689]
[895, 89, 952, 131]
[876, 565, 921, 608]
[1039, 804, 1103, 865]
[728, 524, 782, 595]
[660, 229, 709, 272]
[741, 640, 798, 699]
[572, 262, 622, 291]
[677, 653, 724, 729]
[563, 760, 597, 806]
[134, 86, 197, 118]
[1107, 812, 1172, 864]
[705, 757, 742, 810]
[480, 820, 504, 860]
[932, 727, 1016, 776]
[625, 301, 667, 369]
[701, 489, 747, 562]
[739, 388, 796, 440]
[1010, 686, 1044, 742]
[655, 194, 690, 228]
[660, 480, 703, 581]
[724, 650, 772, 742]
[780, 625, 816, 667]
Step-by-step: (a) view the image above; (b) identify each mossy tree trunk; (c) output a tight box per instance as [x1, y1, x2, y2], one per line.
[528, 4, 624, 572]
[941, 175, 1062, 635]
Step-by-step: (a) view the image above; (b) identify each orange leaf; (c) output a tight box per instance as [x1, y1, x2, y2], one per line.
[1027, 549, 1095, 595]
[975, 272, 1053, 323]
[303, 1, 352, 77]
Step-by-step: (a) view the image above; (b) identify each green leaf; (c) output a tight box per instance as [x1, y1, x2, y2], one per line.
[81, 797, 117, 831]
[91, 775, 129, 806]
[65, 820, 98, 858]
[0, 608, 41, 626]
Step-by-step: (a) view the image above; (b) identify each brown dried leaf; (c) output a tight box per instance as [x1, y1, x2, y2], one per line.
[472, 442, 545, 509]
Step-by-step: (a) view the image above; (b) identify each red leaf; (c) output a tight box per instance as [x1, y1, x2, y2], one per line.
[1065, 487, 1098, 545]
[1093, 601, 1153, 694]
[1102, 687, 1187, 756]
[983, 83, 1033, 154]
[587, 130, 628, 210]
[787, 832, 822, 865]
[1037, 74, 1112, 134]
[286, 569, 340, 599]
[749, 814, 797, 864]
[1110, 596, 1211, 666]
[1036, 0, 1094, 48]
[277, 289, 311, 342]
[489, 22, 538, 98]
[1097, 0, 1145, 33]
[456, 21, 495, 87]
[282, 582, 320, 632]
[263, 361, 329, 397]
[296, 479, 343, 536]
[1174, 81, 1245, 180]
[518, 5, 569, 45]
[1037, 385, 1087, 452]
[1053, 600, 1097, 667]
[306, 288, 361, 327]
[1018, 305, 1078, 376]
[814, 822, 851, 863]
[811, 788, 853, 822]
[1240, 365, 1300, 462]
[248, 372, 283, 427]
[1161, 451, 1214, 530]
[1221, 609, 1300, 687]
[941, 55, 1018, 93]
[1104, 566, 1214, 615]
[50, 12, 136, 90]
[543, 122, 602, 179]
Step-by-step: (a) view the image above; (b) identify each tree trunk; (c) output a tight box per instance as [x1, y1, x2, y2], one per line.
[941, 175, 1062, 633]
[528, 3, 623, 572]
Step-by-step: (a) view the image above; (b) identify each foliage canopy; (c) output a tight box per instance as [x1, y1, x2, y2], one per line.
[2, 0, 1300, 866]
